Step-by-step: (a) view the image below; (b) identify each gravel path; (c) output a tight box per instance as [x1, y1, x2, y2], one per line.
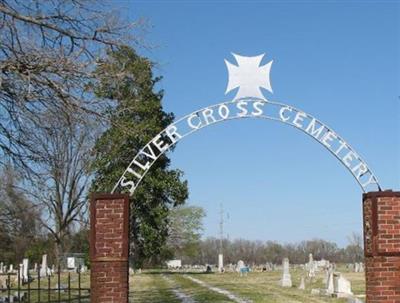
[162, 275, 197, 303]
[185, 275, 253, 303]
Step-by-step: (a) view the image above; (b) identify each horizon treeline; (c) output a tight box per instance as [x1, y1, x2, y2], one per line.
[173, 235, 364, 266]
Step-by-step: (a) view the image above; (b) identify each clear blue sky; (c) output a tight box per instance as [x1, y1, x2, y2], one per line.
[121, 1, 399, 246]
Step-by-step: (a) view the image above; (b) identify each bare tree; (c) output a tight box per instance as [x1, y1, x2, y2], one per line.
[0, 0, 144, 260]
[17, 110, 95, 261]
[0, 0, 142, 172]
[345, 232, 363, 262]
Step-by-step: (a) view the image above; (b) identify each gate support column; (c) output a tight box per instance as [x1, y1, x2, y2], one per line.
[90, 194, 130, 303]
[363, 191, 400, 303]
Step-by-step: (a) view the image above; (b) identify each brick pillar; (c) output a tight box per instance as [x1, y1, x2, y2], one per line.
[363, 191, 400, 303]
[90, 194, 130, 303]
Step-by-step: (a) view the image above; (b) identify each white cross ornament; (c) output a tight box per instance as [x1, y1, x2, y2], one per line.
[225, 53, 273, 100]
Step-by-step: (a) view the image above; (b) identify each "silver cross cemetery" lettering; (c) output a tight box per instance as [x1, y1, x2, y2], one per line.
[112, 53, 381, 196]
[112, 99, 380, 195]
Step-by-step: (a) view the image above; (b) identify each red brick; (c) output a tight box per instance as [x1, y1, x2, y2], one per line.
[364, 192, 400, 303]
[90, 194, 129, 303]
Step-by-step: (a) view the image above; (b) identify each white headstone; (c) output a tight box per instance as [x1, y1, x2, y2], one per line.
[0, 262, 3, 273]
[67, 257, 76, 270]
[359, 262, 364, 273]
[40, 254, 47, 277]
[22, 258, 29, 282]
[280, 258, 292, 287]
[308, 266, 316, 278]
[326, 271, 334, 294]
[9, 264, 13, 273]
[334, 274, 353, 297]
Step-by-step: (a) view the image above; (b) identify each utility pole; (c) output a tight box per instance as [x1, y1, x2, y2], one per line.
[219, 202, 224, 254]
[218, 203, 224, 272]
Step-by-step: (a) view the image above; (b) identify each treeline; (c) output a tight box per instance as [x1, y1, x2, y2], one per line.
[178, 236, 364, 265]
[0, 169, 88, 265]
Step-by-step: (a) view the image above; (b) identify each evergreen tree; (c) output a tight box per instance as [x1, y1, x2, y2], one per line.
[91, 46, 188, 267]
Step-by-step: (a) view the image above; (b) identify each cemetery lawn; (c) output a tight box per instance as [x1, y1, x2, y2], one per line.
[130, 269, 365, 303]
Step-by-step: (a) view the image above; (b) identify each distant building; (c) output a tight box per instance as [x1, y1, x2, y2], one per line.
[166, 260, 182, 269]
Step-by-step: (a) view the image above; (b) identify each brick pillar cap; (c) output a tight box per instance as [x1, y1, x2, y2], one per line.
[90, 192, 130, 200]
[363, 190, 400, 199]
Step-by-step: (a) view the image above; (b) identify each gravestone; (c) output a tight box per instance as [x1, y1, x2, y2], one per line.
[358, 263, 364, 273]
[354, 263, 360, 273]
[22, 258, 29, 283]
[67, 257, 76, 270]
[239, 265, 249, 277]
[334, 274, 353, 298]
[307, 253, 317, 278]
[316, 259, 329, 269]
[9, 264, 13, 273]
[280, 258, 292, 287]
[40, 255, 47, 277]
[308, 266, 316, 278]
[326, 271, 335, 294]
[236, 260, 245, 273]
[323, 268, 329, 285]
[298, 276, 305, 290]
[33, 263, 37, 272]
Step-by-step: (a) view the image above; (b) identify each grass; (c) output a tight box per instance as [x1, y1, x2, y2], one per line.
[0, 266, 366, 302]
[129, 268, 366, 303]
[0, 272, 90, 303]
[129, 272, 180, 303]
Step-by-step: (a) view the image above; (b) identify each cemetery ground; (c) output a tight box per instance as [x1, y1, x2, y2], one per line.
[130, 266, 365, 303]
[0, 271, 90, 302]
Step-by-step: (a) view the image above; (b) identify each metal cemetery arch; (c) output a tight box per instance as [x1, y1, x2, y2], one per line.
[92, 52, 398, 303]
[112, 98, 381, 195]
